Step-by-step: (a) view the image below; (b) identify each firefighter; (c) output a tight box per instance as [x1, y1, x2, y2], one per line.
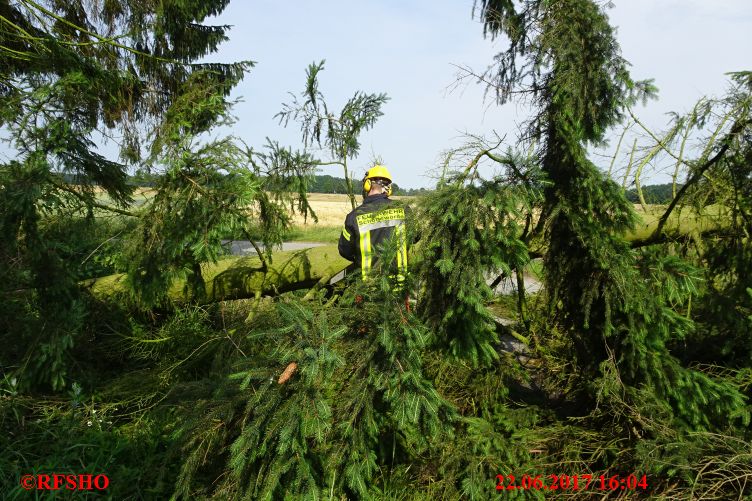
[338, 165, 409, 285]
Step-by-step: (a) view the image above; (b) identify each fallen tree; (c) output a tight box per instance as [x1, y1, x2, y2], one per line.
[82, 204, 731, 305]
[627, 203, 732, 246]
[83, 245, 351, 305]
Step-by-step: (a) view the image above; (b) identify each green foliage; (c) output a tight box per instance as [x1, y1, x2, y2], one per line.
[0, 0, 249, 391]
[278, 60, 388, 162]
[2, 1, 751, 499]
[170, 249, 456, 499]
[674, 74, 752, 368]
[418, 350, 544, 499]
[430, 4, 752, 498]
[475, 0, 748, 438]
[39, 215, 136, 279]
[123, 140, 260, 306]
[304, 173, 350, 194]
[120, 122, 323, 308]
[417, 171, 534, 367]
[330, 264, 458, 498]
[0, 381, 180, 500]
[299, 173, 404, 196]
[224, 302, 343, 500]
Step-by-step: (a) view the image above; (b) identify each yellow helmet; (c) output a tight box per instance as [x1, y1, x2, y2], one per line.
[363, 165, 393, 195]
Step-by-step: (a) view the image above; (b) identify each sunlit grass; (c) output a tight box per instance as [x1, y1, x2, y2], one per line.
[285, 224, 341, 242]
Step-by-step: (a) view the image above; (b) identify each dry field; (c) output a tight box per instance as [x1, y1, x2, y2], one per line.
[95, 188, 409, 228]
[100, 188, 668, 230]
[293, 193, 353, 226]
[96, 188, 352, 224]
[293, 193, 413, 226]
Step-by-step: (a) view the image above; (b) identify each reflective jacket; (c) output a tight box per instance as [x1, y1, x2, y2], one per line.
[338, 193, 409, 281]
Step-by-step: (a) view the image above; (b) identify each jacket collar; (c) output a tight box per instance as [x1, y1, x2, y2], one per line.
[363, 193, 389, 204]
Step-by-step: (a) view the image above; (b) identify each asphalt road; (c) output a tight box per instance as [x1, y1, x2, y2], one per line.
[223, 240, 326, 255]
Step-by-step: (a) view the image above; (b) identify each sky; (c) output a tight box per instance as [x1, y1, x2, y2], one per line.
[200, 0, 750, 189]
[1, 1, 747, 188]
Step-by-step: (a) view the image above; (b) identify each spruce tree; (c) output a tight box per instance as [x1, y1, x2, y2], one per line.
[416, 146, 541, 366]
[0, 0, 248, 389]
[473, 0, 748, 432]
[172, 242, 456, 499]
[666, 73, 752, 368]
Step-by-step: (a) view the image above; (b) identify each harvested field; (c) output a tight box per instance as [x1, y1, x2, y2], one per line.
[292, 193, 412, 226]
[292, 193, 353, 226]
[95, 189, 409, 227]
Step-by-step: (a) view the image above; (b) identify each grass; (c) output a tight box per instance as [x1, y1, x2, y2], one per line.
[628, 203, 730, 241]
[487, 295, 520, 320]
[285, 224, 341, 242]
[219, 222, 341, 243]
[525, 258, 544, 281]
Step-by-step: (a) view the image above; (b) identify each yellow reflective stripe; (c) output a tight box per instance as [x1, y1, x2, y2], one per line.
[341, 225, 351, 241]
[356, 207, 405, 226]
[366, 231, 373, 277]
[395, 224, 403, 271]
[358, 220, 404, 232]
[360, 230, 372, 279]
[396, 224, 407, 282]
[396, 237, 402, 270]
[400, 233, 408, 274]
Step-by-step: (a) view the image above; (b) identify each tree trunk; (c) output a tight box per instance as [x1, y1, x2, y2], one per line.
[82, 245, 351, 305]
[81, 206, 730, 305]
[627, 203, 731, 247]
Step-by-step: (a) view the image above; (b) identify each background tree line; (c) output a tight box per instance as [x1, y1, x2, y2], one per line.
[63, 167, 680, 201]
